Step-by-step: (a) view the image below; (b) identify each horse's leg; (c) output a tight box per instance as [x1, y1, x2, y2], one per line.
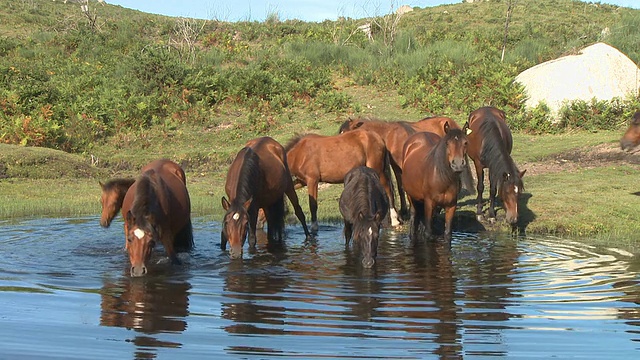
[163, 234, 180, 265]
[344, 221, 352, 246]
[443, 205, 456, 241]
[307, 179, 319, 233]
[392, 163, 409, 220]
[488, 178, 498, 222]
[377, 169, 401, 227]
[285, 184, 312, 239]
[424, 199, 435, 240]
[248, 205, 259, 248]
[475, 163, 485, 221]
[409, 199, 422, 245]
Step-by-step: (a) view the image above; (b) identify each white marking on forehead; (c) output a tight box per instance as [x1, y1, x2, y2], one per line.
[233, 213, 240, 221]
[133, 228, 145, 239]
[515, 186, 519, 194]
[368, 227, 373, 236]
[466, 128, 473, 135]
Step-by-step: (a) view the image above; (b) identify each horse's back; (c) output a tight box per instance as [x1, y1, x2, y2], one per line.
[468, 106, 513, 155]
[246, 136, 292, 202]
[141, 158, 187, 185]
[402, 131, 441, 167]
[340, 166, 389, 221]
[411, 117, 461, 136]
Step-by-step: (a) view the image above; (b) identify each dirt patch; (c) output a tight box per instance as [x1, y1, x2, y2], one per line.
[519, 143, 640, 176]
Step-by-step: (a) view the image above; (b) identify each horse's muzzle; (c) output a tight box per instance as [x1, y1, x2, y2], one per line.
[130, 265, 147, 277]
[361, 256, 375, 269]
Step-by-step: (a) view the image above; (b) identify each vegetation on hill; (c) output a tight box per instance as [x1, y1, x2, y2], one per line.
[1, 0, 640, 242]
[1, 0, 639, 153]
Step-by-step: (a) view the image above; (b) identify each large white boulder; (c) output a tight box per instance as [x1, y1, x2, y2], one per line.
[515, 42, 639, 115]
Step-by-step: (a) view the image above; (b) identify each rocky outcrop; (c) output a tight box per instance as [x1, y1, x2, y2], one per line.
[515, 42, 640, 116]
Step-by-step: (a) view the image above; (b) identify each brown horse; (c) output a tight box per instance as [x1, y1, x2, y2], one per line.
[222, 136, 311, 259]
[402, 122, 469, 242]
[620, 111, 640, 152]
[100, 159, 193, 277]
[466, 106, 525, 226]
[339, 166, 389, 268]
[285, 129, 400, 232]
[338, 116, 473, 218]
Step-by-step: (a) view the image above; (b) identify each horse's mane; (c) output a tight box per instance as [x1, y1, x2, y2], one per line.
[429, 129, 465, 184]
[102, 178, 135, 192]
[130, 170, 160, 229]
[397, 121, 417, 135]
[234, 148, 261, 202]
[284, 133, 308, 152]
[478, 116, 523, 189]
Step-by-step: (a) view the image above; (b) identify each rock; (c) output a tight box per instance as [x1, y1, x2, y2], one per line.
[514, 42, 640, 117]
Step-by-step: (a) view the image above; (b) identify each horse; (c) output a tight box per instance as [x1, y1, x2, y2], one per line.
[339, 166, 389, 268]
[221, 136, 311, 259]
[99, 159, 193, 277]
[465, 106, 525, 226]
[285, 129, 401, 232]
[338, 116, 473, 219]
[401, 122, 469, 242]
[620, 111, 640, 152]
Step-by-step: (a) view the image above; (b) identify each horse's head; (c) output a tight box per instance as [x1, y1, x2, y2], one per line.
[353, 212, 384, 268]
[221, 197, 252, 259]
[500, 170, 526, 225]
[338, 117, 363, 134]
[124, 211, 159, 277]
[444, 122, 469, 173]
[99, 179, 135, 228]
[620, 111, 640, 152]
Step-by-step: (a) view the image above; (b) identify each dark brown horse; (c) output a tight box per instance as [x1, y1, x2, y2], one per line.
[402, 122, 469, 242]
[338, 116, 473, 218]
[466, 106, 525, 225]
[620, 111, 640, 152]
[285, 129, 400, 232]
[339, 166, 389, 268]
[222, 136, 311, 259]
[100, 159, 193, 277]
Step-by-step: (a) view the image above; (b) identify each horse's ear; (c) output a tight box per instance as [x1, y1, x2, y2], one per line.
[99, 181, 105, 189]
[519, 169, 527, 178]
[243, 197, 252, 210]
[444, 121, 450, 134]
[221, 197, 230, 211]
[125, 210, 135, 224]
[462, 122, 473, 135]
[373, 212, 382, 222]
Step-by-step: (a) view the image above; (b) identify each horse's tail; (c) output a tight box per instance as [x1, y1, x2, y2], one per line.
[383, 148, 396, 208]
[174, 219, 194, 251]
[459, 156, 476, 197]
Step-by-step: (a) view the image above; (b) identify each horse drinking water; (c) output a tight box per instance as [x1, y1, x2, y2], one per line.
[339, 166, 389, 268]
[221, 137, 311, 259]
[465, 107, 525, 226]
[99, 159, 193, 277]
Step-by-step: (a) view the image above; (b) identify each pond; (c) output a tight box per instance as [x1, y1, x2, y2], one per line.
[0, 216, 638, 359]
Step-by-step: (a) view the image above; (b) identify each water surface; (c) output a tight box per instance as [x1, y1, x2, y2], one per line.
[0, 217, 638, 359]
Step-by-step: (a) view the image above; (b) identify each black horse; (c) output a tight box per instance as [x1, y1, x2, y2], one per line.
[339, 166, 389, 268]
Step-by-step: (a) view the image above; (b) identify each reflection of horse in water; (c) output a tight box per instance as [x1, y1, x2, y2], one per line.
[100, 276, 191, 353]
[221, 248, 291, 336]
